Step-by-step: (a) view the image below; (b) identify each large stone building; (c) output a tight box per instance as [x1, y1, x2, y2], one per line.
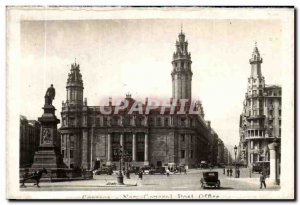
[59, 30, 221, 170]
[238, 44, 281, 168]
[20, 115, 41, 168]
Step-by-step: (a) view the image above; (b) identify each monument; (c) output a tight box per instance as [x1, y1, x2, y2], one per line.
[31, 84, 65, 175]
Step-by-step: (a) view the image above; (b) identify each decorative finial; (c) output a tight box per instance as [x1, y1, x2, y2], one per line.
[255, 41, 257, 47]
[181, 24, 183, 33]
[75, 58, 77, 64]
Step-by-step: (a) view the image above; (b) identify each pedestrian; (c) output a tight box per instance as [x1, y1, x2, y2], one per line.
[139, 171, 143, 180]
[184, 168, 187, 175]
[179, 167, 182, 174]
[260, 173, 266, 189]
[223, 167, 225, 175]
[237, 169, 240, 178]
[229, 168, 233, 177]
[227, 169, 229, 176]
[166, 169, 170, 177]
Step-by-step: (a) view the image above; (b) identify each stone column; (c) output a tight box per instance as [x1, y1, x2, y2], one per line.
[107, 133, 112, 165]
[81, 130, 88, 169]
[132, 133, 136, 161]
[120, 133, 124, 149]
[144, 133, 149, 165]
[268, 142, 279, 185]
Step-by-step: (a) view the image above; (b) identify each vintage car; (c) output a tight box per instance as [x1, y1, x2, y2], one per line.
[93, 167, 113, 175]
[149, 167, 166, 175]
[200, 171, 221, 189]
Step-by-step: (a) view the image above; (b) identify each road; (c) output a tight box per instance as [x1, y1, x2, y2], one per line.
[20, 168, 279, 191]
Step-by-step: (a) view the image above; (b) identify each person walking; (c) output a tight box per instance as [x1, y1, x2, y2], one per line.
[260, 173, 267, 189]
[184, 168, 187, 175]
[139, 171, 143, 180]
[223, 167, 225, 175]
[166, 169, 170, 177]
[237, 168, 240, 178]
[229, 168, 233, 177]
[227, 168, 229, 176]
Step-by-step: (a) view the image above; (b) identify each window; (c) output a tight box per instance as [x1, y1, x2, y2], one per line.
[70, 150, 74, 158]
[157, 117, 162, 127]
[279, 110, 281, 116]
[181, 118, 185, 126]
[137, 152, 144, 161]
[61, 150, 65, 158]
[112, 149, 120, 161]
[103, 117, 107, 126]
[181, 134, 185, 142]
[125, 135, 132, 143]
[112, 116, 118, 126]
[181, 150, 185, 158]
[181, 62, 184, 67]
[191, 135, 193, 143]
[62, 135, 65, 143]
[135, 117, 141, 126]
[124, 116, 130, 126]
[112, 134, 119, 143]
[149, 117, 154, 126]
[191, 150, 193, 158]
[137, 135, 144, 143]
[164, 117, 169, 126]
[96, 118, 100, 126]
[253, 90, 257, 95]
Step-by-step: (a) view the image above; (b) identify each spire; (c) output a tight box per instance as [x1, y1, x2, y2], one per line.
[249, 41, 262, 64]
[68, 60, 83, 84]
[181, 24, 183, 34]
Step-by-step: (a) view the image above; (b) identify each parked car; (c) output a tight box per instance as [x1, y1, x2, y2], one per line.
[200, 171, 221, 189]
[199, 161, 209, 169]
[252, 161, 270, 174]
[149, 167, 166, 175]
[93, 167, 113, 175]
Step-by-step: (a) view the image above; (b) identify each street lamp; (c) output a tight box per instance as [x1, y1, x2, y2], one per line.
[234, 145, 238, 178]
[117, 146, 124, 185]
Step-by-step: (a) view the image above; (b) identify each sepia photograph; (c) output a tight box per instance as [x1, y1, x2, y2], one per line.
[6, 6, 295, 200]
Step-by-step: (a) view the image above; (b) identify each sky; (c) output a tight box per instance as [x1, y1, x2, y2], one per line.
[20, 19, 283, 150]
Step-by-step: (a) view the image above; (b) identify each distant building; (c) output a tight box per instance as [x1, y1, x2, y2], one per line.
[20, 115, 40, 168]
[238, 44, 281, 168]
[60, 30, 223, 169]
[217, 139, 225, 165]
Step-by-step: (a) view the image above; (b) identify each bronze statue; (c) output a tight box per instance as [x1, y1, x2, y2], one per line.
[45, 84, 55, 105]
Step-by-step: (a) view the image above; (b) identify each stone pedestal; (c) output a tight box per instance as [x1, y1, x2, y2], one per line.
[268, 142, 279, 185]
[31, 104, 65, 176]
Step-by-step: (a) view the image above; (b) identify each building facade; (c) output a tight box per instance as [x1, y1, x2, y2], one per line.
[20, 115, 41, 168]
[60, 31, 221, 170]
[238, 44, 281, 168]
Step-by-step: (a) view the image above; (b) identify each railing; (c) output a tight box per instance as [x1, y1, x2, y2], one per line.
[246, 125, 265, 129]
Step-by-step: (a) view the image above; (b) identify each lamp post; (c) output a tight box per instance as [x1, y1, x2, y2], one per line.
[117, 145, 124, 185]
[234, 145, 238, 178]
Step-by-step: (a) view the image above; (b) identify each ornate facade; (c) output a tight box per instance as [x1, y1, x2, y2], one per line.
[60, 31, 220, 170]
[238, 44, 281, 167]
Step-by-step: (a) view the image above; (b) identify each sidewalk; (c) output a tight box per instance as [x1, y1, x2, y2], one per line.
[227, 177, 280, 190]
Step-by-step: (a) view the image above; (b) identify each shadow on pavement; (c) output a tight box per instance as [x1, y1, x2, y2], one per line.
[202, 187, 234, 190]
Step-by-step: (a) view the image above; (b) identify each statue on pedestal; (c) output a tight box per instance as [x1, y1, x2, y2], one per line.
[45, 84, 56, 106]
